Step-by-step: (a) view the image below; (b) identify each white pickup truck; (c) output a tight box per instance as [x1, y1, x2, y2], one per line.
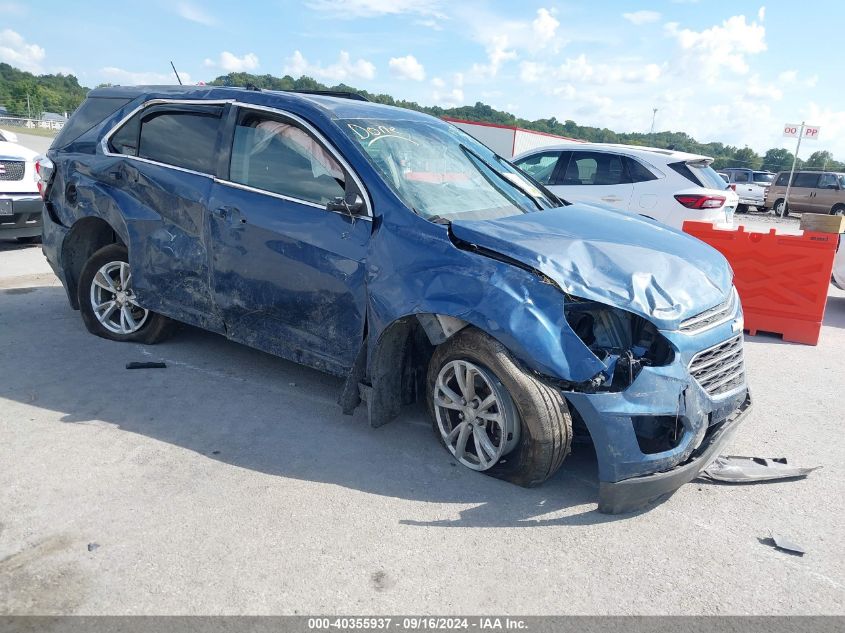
[717, 168, 775, 213]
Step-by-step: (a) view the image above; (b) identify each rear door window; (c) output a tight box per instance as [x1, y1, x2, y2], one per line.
[793, 172, 820, 188]
[732, 171, 749, 183]
[513, 151, 563, 185]
[136, 106, 223, 174]
[228, 110, 346, 206]
[818, 173, 838, 189]
[563, 152, 630, 185]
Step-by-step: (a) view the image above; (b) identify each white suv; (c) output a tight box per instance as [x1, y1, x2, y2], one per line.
[513, 143, 738, 229]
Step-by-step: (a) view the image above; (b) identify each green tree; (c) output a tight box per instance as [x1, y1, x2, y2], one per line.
[731, 147, 763, 169]
[761, 148, 796, 173]
[804, 150, 834, 170]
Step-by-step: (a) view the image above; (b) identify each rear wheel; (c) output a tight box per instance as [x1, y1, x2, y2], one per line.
[774, 199, 789, 217]
[832, 204, 845, 216]
[16, 235, 41, 244]
[426, 327, 571, 487]
[78, 244, 174, 344]
[736, 204, 749, 214]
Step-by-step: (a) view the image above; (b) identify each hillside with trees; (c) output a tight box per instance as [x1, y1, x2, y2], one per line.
[1, 63, 841, 171]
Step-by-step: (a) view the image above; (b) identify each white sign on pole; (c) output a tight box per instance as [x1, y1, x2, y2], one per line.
[783, 123, 821, 139]
[803, 125, 821, 140]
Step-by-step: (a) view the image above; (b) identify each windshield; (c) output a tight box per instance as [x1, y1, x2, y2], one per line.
[753, 172, 774, 184]
[688, 162, 730, 190]
[340, 118, 561, 221]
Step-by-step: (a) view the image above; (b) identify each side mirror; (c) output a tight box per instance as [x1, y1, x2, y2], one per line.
[327, 192, 365, 215]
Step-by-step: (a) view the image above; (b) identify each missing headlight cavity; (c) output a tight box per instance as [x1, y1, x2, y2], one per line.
[566, 300, 674, 392]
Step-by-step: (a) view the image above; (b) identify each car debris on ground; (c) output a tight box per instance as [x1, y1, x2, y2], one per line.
[697, 455, 820, 483]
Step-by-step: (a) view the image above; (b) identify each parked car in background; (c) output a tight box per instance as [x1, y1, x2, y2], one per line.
[766, 171, 845, 217]
[513, 143, 738, 229]
[0, 136, 42, 242]
[0, 129, 20, 143]
[718, 168, 774, 213]
[39, 85, 751, 513]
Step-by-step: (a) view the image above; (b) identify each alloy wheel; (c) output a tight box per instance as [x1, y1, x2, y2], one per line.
[89, 261, 149, 335]
[433, 360, 520, 471]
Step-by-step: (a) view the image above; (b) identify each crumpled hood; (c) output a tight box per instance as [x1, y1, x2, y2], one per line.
[450, 204, 732, 329]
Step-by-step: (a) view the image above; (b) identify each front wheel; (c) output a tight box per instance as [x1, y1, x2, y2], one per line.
[832, 204, 845, 217]
[78, 243, 174, 344]
[773, 199, 790, 217]
[426, 327, 572, 487]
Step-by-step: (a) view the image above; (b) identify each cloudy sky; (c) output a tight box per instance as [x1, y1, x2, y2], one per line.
[1, 0, 841, 158]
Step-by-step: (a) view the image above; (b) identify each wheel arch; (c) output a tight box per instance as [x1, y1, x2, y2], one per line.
[61, 216, 127, 310]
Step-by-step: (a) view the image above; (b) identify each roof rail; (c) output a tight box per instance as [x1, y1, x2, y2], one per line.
[290, 90, 369, 102]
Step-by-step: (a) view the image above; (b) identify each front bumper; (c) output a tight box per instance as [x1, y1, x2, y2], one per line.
[0, 194, 42, 239]
[597, 391, 752, 513]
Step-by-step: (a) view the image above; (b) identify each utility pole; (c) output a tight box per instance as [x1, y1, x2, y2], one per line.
[782, 121, 804, 217]
[649, 108, 658, 135]
[26, 93, 31, 120]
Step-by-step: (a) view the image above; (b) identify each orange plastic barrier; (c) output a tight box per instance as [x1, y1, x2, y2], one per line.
[682, 221, 839, 345]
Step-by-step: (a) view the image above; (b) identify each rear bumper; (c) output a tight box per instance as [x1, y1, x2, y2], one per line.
[596, 391, 752, 514]
[0, 194, 42, 239]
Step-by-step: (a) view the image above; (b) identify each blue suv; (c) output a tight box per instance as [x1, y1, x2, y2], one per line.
[40, 86, 752, 513]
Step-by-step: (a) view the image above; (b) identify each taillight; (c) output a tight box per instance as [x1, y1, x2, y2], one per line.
[674, 194, 726, 209]
[35, 156, 54, 200]
[729, 184, 737, 191]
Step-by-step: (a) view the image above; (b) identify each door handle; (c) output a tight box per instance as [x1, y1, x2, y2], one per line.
[601, 196, 623, 202]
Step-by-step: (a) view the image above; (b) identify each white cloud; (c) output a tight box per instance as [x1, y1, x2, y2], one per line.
[665, 13, 766, 83]
[100, 67, 192, 86]
[622, 10, 661, 25]
[389, 55, 425, 81]
[431, 73, 464, 107]
[520, 55, 662, 86]
[0, 29, 45, 73]
[758, 6, 766, 21]
[176, 1, 217, 26]
[466, 7, 561, 79]
[283, 50, 375, 82]
[204, 51, 259, 72]
[306, 0, 445, 19]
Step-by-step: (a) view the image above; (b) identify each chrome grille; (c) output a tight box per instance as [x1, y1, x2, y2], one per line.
[688, 335, 745, 397]
[0, 161, 25, 181]
[680, 290, 736, 334]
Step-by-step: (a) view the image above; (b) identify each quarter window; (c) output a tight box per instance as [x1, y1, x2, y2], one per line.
[513, 151, 562, 185]
[563, 152, 630, 186]
[776, 173, 789, 186]
[625, 157, 658, 183]
[732, 171, 749, 183]
[229, 113, 346, 206]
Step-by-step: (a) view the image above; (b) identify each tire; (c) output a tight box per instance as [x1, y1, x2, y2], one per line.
[16, 235, 41, 244]
[77, 243, 174, 344]
[773, 198, 790, 217]
[426, 327, 572, 487]
[832, 204, 845, 217]
[736, 204, 749, 214]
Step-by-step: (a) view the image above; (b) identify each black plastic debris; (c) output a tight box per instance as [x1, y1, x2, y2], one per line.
[696, 455, 820, 483]
[760, 534, 806, 556]
[87, 542, 100, 552]
[126, 361, 167, 370]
